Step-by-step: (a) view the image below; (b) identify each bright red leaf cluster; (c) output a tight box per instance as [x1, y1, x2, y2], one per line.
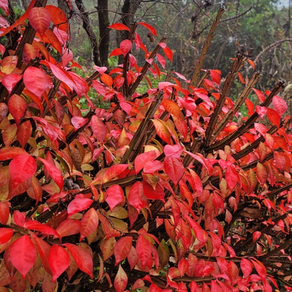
[0, 1, 292, 292]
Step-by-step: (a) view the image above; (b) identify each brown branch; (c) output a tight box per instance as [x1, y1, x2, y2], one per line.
[208, 80, 285, 152]
[97, 0, 109, 67]
[191, 7, 225, 86]
[75, 0, 100, 65]
[253, 38, 292, 65]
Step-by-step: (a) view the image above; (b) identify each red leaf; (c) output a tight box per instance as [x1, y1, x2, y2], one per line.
[109, 48, 123, 57]
[256, 106, 267, 119]
[108, 23, 130, 31]
[10, 235, 37, 278]
[8, 94, 27, 125]
[245, 98, 254, 115]
[37, 157, 63, 191]
[100, 73, 113, 87]
[186, 216, 208, 244]
[80, 208, 99, 241]
[134, 150, 157, 174]
[138, 22, 157, 36]
[24, 220, 59, 238]
[184, 151, 213, 174]
[64, 243, 93, 278]
[120, 39, 132, 56]
[151, 119, 172, 144]
[0, 0, 9, 15]
[0, 201, 9, 225]
[211, 280, 223, 291]
[17, 120, 32, 149]
[252, 88, 265, 102]
[225, 165, 238, 190]
[23, 67, 53, 98]
[42, 61, 75, 91]
[106, 185, 124, 211]
[162, 46, 173, 62]
[188, 168, 203, 196]
[161, 99, 182, 118]
[1, 55, 17, 74]
[62, 49, 73, 67]
[1, 0, 36, 36]
[210, 70, 221, 85]
[9, 154, 36, 188]
[94, 66, 107, 74]
[255, 123, 268, 136]
[144, 160, 163, 174]
[91, 115, 106, 142]
[164, 144, 184, 159]
[178, 258, 189, 276]
[114, 264, 128, 292]
[256, 162, 267, 185]
[114, 236, 133, 265]
[253, 231, 262, 242]
[128, 182, 149, 213]
[0, 228, 13, 244]
[67, 197, 93, 218]
[48, 245, 70, 282]
[164, 156, 184, 185]
[68, 72, 89, 97]
[237, 72, 245, 84]
[273, 95, 287, 116]
[56, 219, 81, 238]
[13, 210, 25, 226]
[190, 281, 201, 292]
[228, 261, 239, 284]
[248, 59, 255, 70]
[31, 234, 51, 275]
[24, 89, 43, 114]
[251, 258, 267, 284]
[267, 108, 281, 128]
[39, 28, 62, 54]
[23, 43, 40, 64]
[157, 53, 166, 69]
[134, 32, 147, 52]
[46, 5, 69, 32]
[2, 74, 22, 94]
[0, 15, 9, 28]
[29, 7, 51, 36]
[158, 82, 175, 90]
[0, 103, 8, 123]
[71, 116, 88, 129]
[222, 242, 236, 258]
[136, 234, 153, 269]
[97, 164, 129, 184]
[143, 180, 165, 201]
[240, 258, 253, 278]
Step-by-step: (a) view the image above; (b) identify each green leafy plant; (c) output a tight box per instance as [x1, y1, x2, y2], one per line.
[0, 1, 292, 292]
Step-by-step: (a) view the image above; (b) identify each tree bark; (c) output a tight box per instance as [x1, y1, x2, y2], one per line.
[75, 0, 100, 66]
[20, 0, 30, 10]
[58, 0, 70, 15]
[97, 0, 109, 67]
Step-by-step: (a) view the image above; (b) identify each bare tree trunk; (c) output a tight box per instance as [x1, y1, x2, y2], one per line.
[75, 0, 100, 66]
[97, 0, 109, 67]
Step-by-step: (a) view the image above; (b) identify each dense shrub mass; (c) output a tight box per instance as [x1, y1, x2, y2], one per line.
[1, 1, 292, 292]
